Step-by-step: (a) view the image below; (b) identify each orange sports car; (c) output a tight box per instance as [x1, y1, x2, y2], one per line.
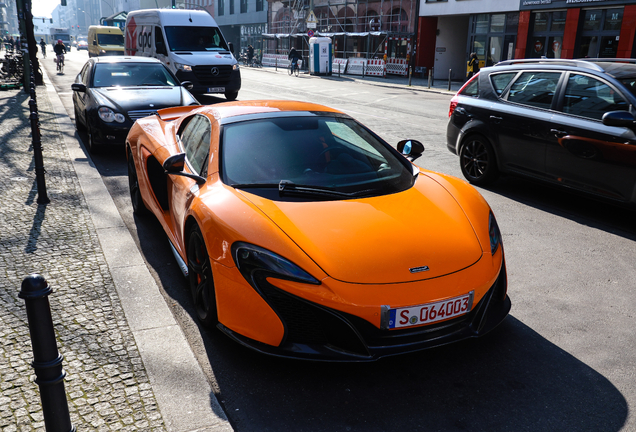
[126, 100, 511, 361]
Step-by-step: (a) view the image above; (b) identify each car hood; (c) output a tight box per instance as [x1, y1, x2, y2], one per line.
[170, 51, 237, 66]
[240, 174, 484, 284]
[91, 87, 189, 113]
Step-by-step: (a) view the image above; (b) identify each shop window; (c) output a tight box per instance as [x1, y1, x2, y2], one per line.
[532, 12, 549, 32]
[474, 14, 489, 34]
[507, 72, 562, 110]
[604, 9, 623, 31]
[550, 11, 566, 32]
[583, 10, 602, 31]
[490, 14, 505, 33]
[506, 13, 519, 33]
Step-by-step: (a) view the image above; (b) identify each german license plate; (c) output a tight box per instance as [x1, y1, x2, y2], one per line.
[386, 291, 474, 329]
[208, 87, 225, 93]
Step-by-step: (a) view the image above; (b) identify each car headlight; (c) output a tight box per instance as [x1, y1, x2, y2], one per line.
[232, 242, 320, 287]
[233, 63, 240, 71]
[98, 107, 125, 123]
[175, 62, 192, 72]
[489, 212, 502, 254]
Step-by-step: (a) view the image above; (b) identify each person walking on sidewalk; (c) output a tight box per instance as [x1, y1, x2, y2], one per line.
[467, 52, 480, 80]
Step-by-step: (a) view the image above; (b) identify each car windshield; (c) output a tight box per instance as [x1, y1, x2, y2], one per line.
[92, 63, 177, 87]
[97, 34, 124, 46]
[164, 26, 228, 52]
[221, 115, 415, 200]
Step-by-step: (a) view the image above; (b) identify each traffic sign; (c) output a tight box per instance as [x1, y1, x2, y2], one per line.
[308, 30, 314, 37]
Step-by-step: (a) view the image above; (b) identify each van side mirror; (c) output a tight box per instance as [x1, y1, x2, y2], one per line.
[92, 40, 97, 45]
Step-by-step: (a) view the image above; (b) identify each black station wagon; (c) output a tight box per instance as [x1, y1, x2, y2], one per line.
[447, 59, 636, 206]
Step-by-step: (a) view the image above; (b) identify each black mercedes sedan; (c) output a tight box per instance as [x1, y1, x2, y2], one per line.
[72, 56, 199, 153]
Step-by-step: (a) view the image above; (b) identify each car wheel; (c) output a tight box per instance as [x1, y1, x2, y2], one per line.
[225, 91, 238, 101]
[187, 225, 218, 328]
[459, 134, 499, 186]
[74, 106, 85, 131]
[127, 150, 150, 216]
[86, 124, 100, 154]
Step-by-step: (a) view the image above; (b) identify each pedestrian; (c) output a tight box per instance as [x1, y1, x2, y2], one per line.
[467, 52, 480, 80]
[247, 44, 254, 63]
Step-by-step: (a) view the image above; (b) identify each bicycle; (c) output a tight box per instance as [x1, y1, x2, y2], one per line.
[56, 55, 64, 74]
[288, 60, 299, 77]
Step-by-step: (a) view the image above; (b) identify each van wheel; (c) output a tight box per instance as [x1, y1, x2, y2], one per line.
[459, 134, 499, 186]
[225, 91, 238, 101]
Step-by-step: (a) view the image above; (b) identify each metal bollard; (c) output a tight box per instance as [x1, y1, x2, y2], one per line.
[338, 63, 341, 77]
[275, 57, 277, 71]
[448, 69, 452, 91]
[408, 66, 412, 87]
[19, 275, 75, 432]
[428, 68, 432, 88]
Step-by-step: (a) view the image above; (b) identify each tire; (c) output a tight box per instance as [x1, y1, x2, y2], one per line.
[225, 91, 238, 101]
[294, 66, 299, 77]
[288, 65, 293, 76]
[459, 134, 499, 186]
[86, 124, 100, 154]
[127, 150, 150, 216]
[187, 225, 218, 328]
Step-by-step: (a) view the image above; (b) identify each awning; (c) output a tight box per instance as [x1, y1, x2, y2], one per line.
[263, 31, 387, 38]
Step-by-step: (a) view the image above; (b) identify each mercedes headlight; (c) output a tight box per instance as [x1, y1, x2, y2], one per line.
[175, 62, 192, 72]
[232, 242, 319, 287]
[233, 63, 240, 71]
[98, 107, 125, 123]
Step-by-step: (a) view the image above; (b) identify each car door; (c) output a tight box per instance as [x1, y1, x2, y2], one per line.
[74, 62, 91, 126]
[170, 114, 212, 248]
[546, 72, 636, 202]
[495, 70, 563, 178]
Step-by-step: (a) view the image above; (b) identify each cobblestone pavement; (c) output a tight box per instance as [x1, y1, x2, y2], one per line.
[0, 87, 166, 431]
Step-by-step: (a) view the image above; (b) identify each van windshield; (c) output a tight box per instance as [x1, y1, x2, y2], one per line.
[164, 26, 228, 52]
[97, 34, 124, 46]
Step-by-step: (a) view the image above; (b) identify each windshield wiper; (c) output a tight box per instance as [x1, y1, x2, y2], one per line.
[231, 181, 376, 198]
[277, 180, 376, 198]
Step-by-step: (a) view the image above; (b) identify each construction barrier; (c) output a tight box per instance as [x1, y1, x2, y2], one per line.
[386, 58, 408, 76]
[332, 58, 348, 75]
[262, 54, 288, 67]
[347, 58, 367, 76]
[365, 59, 386, 77]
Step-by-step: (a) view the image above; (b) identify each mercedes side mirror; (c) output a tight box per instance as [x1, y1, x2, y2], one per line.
[602, 110, 636, 128]
[71, 83, 86, 93]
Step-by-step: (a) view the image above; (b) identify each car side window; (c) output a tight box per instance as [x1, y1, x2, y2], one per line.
[179, 115, 211, 176]
[81, 63, 90, 85]
[562, 74, 628, 120]
[460, 78, 479, 97]
[507, 71, 562, 109]
[490, 72, 517, 96]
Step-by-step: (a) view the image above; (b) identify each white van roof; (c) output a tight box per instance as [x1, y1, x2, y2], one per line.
[126, 9, 218, 27]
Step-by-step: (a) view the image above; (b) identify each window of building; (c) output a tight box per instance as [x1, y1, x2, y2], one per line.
[528, 10, 567, 59]
[230, 0, 234, 15]
[578, 8, 623, 58]
[218, 0, 224, 16]
[467, 13, 518, 66]
[256, 0, 263, 12]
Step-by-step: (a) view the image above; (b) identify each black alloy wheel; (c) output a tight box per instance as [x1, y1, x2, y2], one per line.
[459, 134, 499, 186]
[86, 123, 100, 154]
[187, 225, 218, 328]
[127, 151, 149, 216]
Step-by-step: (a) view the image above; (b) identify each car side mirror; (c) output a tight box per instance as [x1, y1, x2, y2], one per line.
[92, 40, 97, 45]
[180, 80, 194, 91]
[71, 83, 87, 93]
[602, 110, 636, 128]
[397, 139, 425, 162]
[163, 153, 186, 172]
[163, 153, 206, 184]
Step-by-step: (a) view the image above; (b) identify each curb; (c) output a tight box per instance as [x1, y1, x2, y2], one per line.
[41, 67, 233, 432]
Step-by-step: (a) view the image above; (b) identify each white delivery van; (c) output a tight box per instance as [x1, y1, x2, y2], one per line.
[124, 9, 240, 100]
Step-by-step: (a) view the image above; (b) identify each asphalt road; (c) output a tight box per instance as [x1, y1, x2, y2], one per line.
[43, 50, 636, 431]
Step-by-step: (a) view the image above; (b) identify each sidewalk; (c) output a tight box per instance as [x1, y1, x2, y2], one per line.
[0, 73, 233, 430]
[256, 64, 464, 94]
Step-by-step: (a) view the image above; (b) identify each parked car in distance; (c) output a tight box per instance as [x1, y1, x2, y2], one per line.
[447, 58, 636, 206]
[126, 100, 511, 361]
[71, 56, 198, 153]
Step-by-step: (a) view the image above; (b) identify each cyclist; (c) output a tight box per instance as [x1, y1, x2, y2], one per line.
[39, 38, 47, 58]
[288, 47, 300, 73]
[247, 44, 254, 65]
[54, 39, 66, 70]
